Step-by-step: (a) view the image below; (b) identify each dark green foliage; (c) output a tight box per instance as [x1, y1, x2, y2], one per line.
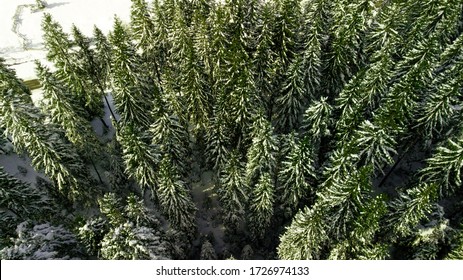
[1, 222, 84, 260]
[156, 155, 197, 233]
[2, 0, 463, 260]
[218, 150, 248, 228]
[0, 61, 91, 201]
[109, 17, 155, 128]
[0, 168, 53, 248]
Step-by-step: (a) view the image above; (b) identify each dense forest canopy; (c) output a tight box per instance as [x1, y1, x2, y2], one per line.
[1, 0, 463, 260]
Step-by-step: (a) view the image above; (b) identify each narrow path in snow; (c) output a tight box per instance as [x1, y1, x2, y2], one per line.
[11, 4, 36, 51]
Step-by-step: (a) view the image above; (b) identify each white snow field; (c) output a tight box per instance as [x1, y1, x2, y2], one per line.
[1, 0, 132, 80]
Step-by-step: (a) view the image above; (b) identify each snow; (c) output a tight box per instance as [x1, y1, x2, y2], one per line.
[0, 153, 48, 185]
[1, 0, 132, 80]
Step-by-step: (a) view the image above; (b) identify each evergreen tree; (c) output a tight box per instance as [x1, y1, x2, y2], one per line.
[218, 150, 248, 229]
[323, 0, 376, 97]
[150, 109, 190, 175]
[200, 239, 217, 260]
[302, 96, 333, 140]
[0, 61, 91, 200]
[0, 168, 53, 247]
[42, 14, 101, 117]
[35, 62, 100, 155]
[93, 26, 112, 91]
[100, 222, 170, 260]
[109, 17, 154, 128]
[156, 155, 197, 233]
[245, 113, 278, 186]
[278, 205, 327, 259]
[278, 134, 316, 213]
[71, 25, 110, 118]
[253, 2, 279, 119]
[1, 222, 84, 260]
[248, 172, 275, 239]
[274, 55, 308, 132]
[170, 5, 211, 132]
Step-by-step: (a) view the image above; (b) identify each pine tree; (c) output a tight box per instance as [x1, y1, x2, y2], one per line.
[150, 109, 190, 175]
[93, 26, 112, 91]
[302, 96, 333, 140]
[278, 134, 316, 213]
[1, 222, 84, 260]
[77, 217, 108, 257]
[170, 5, 211, 132]
[0, 168, 53, 247]
[71, 25, 110, 118]
[253, 2, 279, 119]
[0, 61, 91, 200]
[323, 0, 376, 97]
[388, 135, 463, 238]
[248, 172, 275, 239]
[352, 120, 397, 173]
[100, 222, 170, 260]
[245, 113, 278, 186]
[97, 192, 170, 260]
[274, 55, 308, 132]
[116, 124, 158, 195]
[35, 62, 100, 155]
[200, 239, 217, 260]
[277, 205, 327, 259]
[446, 224, 463, 259]
[109, 16, 154, 128]
[156, 155, 197, 233]
[42, 14, 101, 117]
[218, 150, 248, 229]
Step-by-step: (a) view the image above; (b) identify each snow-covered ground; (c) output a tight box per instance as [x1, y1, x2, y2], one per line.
[1, 0, 132, 80]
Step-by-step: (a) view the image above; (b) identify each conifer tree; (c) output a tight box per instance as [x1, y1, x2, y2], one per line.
[1, 222, 84, 260]
[200, 239, 217, 260]
[275, 55, 308, 132]
[278, 134, 316, 213]
[71, 25, 110, 118]
[446, 225, 463, 259]
[35, 62, 100, 155]
[42, 14, 101, 117]
[253, 2, 279, 119]
[0, 168, 53, 247]
[278, 205, 327, 259]
[248, 172, 275, 239]
[93, 26, 112, 91]
[150, 109, 190, 175]
[116, 124, 158, 196]
[109, 16, 154, 128]
[302, 96, 333, 141]
[156, 155, 197, 233]
[205, 116, 230, 171]
[323, 0, 376, 97]
[245, 113, 278, 187]
[0, 61, 91, 200]
[389, 136, 463, 238]
[218, 150, 248, 228]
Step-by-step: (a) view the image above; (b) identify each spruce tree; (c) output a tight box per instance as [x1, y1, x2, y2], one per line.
[156, 155, 197, 233]
[1, 222, 84, 260]
[116, 124, 158, 195]
[245, 113, 278, 187]
[109, 16, 154, 128]
[0, 61, 91, 200]
[278, 134, 316, 213]
[0, 168, 53, 247]
[248, 172, 275, 239]
[42, 14, 101, 117]
[35, 62, 100, 155]
[218, 150, 248, 229]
